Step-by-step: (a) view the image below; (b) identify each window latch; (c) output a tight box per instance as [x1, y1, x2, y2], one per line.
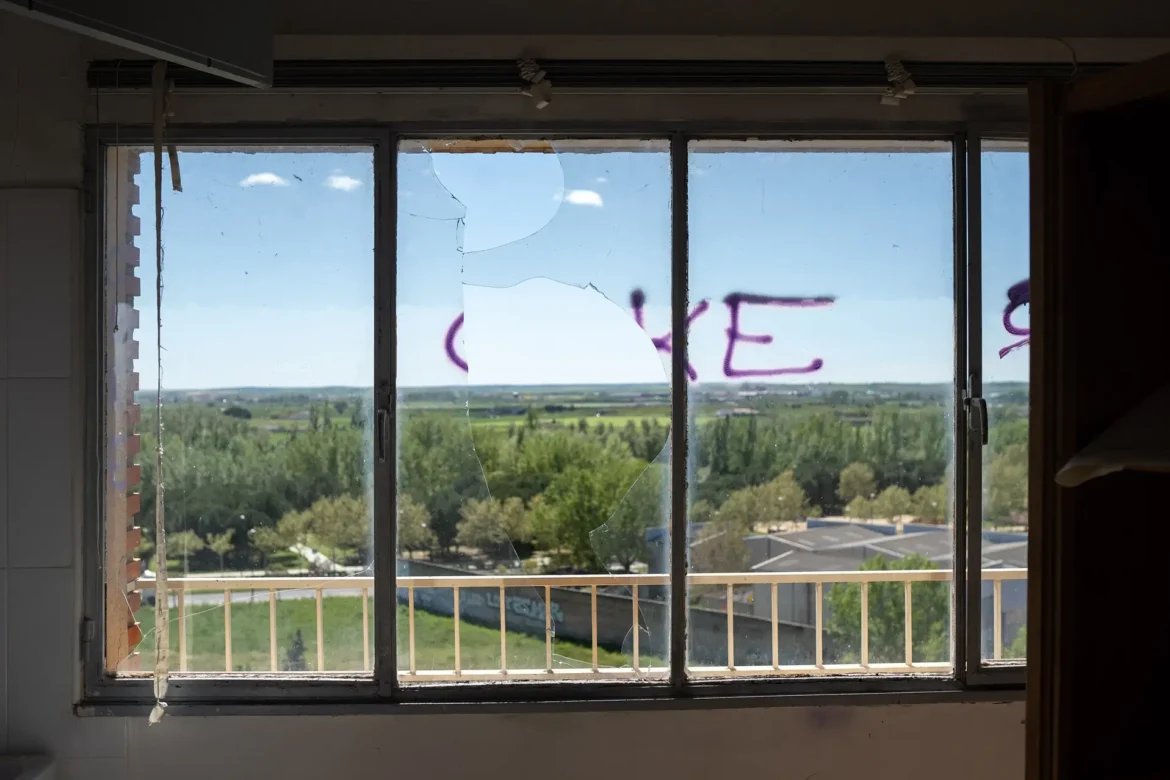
[376, 381, 391, 462]
[965, 376, 989, 447]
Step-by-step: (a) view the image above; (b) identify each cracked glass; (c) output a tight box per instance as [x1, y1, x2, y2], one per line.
[686, 140, 955, 677]
[104, 146, 377, 676]
[395, 138, 673, 682]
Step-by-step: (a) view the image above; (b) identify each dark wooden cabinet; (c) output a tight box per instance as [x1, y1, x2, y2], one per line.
[1028, 57, 1170, 780]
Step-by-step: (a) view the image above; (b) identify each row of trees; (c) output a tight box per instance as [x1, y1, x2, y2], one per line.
[136, 398, 1026, 575]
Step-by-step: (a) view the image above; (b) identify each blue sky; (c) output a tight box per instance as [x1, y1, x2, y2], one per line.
[132, 145, 1028, 389]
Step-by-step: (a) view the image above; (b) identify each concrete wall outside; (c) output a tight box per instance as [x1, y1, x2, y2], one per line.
[0, 12, 1039, 779]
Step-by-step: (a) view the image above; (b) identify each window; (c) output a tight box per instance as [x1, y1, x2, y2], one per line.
[977, 139, 1029, 665]
[89, 128, 1024, 707]
[688, 141, 955, 675]
[101, 144, 377, 676]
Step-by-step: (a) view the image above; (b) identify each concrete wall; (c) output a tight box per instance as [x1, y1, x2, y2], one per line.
[0, 10, 1057, 779]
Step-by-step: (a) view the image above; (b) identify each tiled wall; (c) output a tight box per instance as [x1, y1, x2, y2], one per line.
[1, 15, 131, 778]
[0, 12, 1026, 780]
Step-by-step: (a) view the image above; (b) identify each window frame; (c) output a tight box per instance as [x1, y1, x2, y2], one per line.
[81, 122, 1026, 715]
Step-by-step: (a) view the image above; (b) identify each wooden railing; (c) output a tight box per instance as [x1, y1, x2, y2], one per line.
[154, 568, 1027, 678]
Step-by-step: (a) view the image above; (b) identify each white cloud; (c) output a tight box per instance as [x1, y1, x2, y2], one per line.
[595, 176, 609, 184]
[553, 189, 604, 207]
[325, 174, 362, 191]
[239, 172, 289, 187]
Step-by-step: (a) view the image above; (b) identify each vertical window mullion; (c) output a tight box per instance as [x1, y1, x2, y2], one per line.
[951, 131, 972, 683]
[669, 132, 690, 688]
[375, 128, 398, 697]
[964, 128, 986, 680]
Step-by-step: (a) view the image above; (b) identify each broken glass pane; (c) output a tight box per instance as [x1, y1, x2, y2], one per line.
[395, 139, 672, 682]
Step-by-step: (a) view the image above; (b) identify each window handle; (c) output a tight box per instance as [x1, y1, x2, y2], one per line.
[376, 381, 391, 462]
[967, 396, 989, 446]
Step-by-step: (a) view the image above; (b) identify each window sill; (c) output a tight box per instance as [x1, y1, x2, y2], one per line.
[78, 677, 1023, 717]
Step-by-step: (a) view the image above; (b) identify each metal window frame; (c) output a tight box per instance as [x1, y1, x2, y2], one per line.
[963, 127, 1029, 688]
[80, 120, 1026, 716]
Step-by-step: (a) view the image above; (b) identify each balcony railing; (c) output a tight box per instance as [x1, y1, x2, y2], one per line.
[150, 568, 1027, 680]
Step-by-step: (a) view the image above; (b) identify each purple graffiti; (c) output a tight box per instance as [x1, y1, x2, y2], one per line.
[722, 293, 835, 378]
[630, 289, 710, 381]
[998, 279, 1030, 358]
[444, 313, 468, 372]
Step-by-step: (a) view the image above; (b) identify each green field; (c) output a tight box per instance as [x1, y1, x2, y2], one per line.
[133, 594, 640, 673]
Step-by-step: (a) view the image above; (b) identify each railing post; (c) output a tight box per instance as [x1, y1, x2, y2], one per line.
[316, 588, 324, 671]
[771, 582, 779, 670]
[408, 586, 416, 675]
[453, 586, 461, 675]
[726, 583, 735, 671]
[861, 582, 869, 668]
[632, 584, 640, 672]
[224, 590, 232, 672]
[993, 577, 1003, 660]
[362, 587, 370, 672]
[591, 585, 598, 673]
[269, 589, 277, 672]
[904, 581, 914, 667]
[499, 585, 507, 674]
[177, 588, 187, 672]
[545, 585, 552, 673]
[815, 581, 824, 669]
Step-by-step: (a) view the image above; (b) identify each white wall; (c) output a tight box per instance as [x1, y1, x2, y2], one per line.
[0, 12, 1037, 780]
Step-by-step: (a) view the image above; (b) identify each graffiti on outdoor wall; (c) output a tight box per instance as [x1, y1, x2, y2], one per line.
[443, 288, 837, 382]
[410, 586, 565, 626]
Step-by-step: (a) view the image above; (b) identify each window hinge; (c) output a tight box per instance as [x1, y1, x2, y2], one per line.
[80, 617, 96, 659]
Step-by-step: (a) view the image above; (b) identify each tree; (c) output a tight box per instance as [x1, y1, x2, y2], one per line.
[285, 629, 308, 671]
[826, 554, 949, 664]
[397, 416, 491, 552]
[249, 526, 287, 572]
[222, 406, 252, 419]
[205, 529, 235, 571]
[590, 464, 667, 572]
[838, 462, 876, 503]
[397, 494, 436, 558]
[691, 513, 749, 574]
[169, 529, 205, 574]
[1007, 627, 1027, 659]
[303, 495, 369, 568]
[986, 442, 1028, 525]
[715, 470, 810, 534]
[530, 458, 646, 570]
[456, 497, 531, 560]
[912, 484, 947, 524]
[844, 495, 873, 519]
[871, 485, 914, 520]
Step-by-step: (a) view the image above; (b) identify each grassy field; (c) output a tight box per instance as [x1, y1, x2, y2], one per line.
[133, 594, 640, 673]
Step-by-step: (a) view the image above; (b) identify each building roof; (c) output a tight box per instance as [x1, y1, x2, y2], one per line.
[984, 540, 1028, 568]
[773, 525, 889, 551]
[751, 550, 862, 573]
[866, 531, 954, 563]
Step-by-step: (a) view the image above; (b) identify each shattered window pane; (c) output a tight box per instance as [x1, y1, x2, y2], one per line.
[980, 140, 1029, 663]
[686, 140, 955, 676]
[105, 147, 376, 675]
[396, 139, 672, 682]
